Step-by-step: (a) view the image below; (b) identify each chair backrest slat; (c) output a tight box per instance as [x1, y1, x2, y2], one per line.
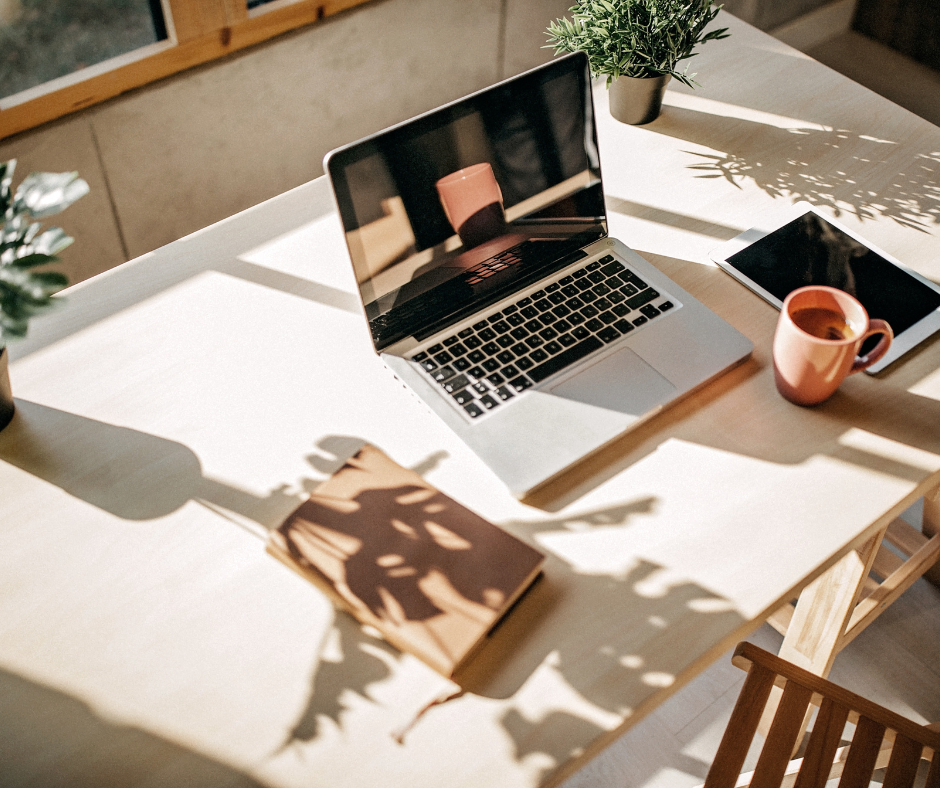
[751, 680, 814, 788]
[923, 750, 940, 788]
[704, 662, 777, 788]
[882, 733, 925, 788]
[792, 696, 850, 788]
[837, 715, 885, 788]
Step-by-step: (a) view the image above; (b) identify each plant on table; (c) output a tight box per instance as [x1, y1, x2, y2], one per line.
[0, 158, 88, 429]
[546, 0, 729, 88]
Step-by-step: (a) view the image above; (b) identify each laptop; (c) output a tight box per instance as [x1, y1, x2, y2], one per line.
[325, 52, 753, 498]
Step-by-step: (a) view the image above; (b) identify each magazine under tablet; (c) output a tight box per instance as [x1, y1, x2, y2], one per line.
[710, 203, 940, 373]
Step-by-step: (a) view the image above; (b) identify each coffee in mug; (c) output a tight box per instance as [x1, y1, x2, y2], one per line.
[773, 285, 892, 406]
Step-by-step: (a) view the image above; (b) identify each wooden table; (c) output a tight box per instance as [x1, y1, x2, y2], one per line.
[2, 13, 939, 788]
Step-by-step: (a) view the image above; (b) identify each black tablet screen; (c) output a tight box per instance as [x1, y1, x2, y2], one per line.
[728, 212, 940, 337]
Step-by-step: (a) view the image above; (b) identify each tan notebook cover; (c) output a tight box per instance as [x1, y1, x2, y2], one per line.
[267, 444, 545, 677]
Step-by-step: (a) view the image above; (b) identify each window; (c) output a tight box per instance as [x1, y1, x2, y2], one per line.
[0, 0, 167, 100]
[0, 0, 374, 140]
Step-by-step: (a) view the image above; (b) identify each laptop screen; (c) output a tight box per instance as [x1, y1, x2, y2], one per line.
[326, 52, 607, 351]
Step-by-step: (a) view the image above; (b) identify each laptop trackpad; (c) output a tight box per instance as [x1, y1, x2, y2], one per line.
[548, 347, 677, 416]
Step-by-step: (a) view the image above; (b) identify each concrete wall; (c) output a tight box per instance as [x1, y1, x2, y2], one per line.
[0, 0, 819, 285]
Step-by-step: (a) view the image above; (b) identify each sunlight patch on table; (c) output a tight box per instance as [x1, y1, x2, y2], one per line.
[663, 92, 832, 133]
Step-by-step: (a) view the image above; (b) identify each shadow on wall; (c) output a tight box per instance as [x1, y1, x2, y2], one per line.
[0, 667, 263, 788]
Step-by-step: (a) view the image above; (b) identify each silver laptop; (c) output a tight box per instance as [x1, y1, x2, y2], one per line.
[325, 52, 752, 498]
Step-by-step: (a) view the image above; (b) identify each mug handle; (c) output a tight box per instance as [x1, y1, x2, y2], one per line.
[850, 319, 893, 374]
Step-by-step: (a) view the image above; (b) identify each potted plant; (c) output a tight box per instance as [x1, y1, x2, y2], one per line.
[546, 0, 729, 125]
[0, 159, 88, 431]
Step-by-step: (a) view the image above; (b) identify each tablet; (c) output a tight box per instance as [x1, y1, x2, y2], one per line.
[709, 202, 940, 373]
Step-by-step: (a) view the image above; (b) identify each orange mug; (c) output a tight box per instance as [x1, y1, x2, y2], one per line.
[772, 285, 893, 406]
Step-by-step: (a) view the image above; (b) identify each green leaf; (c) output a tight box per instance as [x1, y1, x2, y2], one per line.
[7, 252, 59, 269]
[13, 171, 90, 219]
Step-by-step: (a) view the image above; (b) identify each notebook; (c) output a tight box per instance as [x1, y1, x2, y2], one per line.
[325, 52, 753, 498]
[267, 444, 545, 677]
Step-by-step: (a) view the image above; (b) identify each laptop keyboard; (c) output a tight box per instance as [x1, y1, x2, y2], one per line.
[410, 254, 678, 420]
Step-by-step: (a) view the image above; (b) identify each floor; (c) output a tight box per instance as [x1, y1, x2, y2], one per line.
[560, 553, 940, 787]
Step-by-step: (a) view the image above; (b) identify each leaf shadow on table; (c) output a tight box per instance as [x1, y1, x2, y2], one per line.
[654, 105, 940, 233]
[0, 667, 264, 788]
[277, 497, 748, 788]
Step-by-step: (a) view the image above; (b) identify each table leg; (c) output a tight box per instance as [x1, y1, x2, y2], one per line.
[758, 532, 883, 740]
[922, 483, 940, 588]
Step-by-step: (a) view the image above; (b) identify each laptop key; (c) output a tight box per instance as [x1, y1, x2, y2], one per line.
[428, 343, 444, 354]
[511, 343, 529, 357]
[561, 284, 580, 298]
[482, 358, 501, 372]
[568, 312, 586, 326]
[600, 260, 626, 277]
[586, 261, 601, 271]
[586, 318, 604, 332]
[480, 395, 499, 410]
[482, 342, 500, 355]
[450, 343, 467, 356]
[626, 288, 659, 310]
[595, 298, 613, 311]
[576, 279, 593, 292]
[555, 318, 572, 332]
[521, 306, 539, 319]
[581, 304, 599, 318]
[525, 335, 545, 349]
[432, 365, 456, 382]
[530, 348, 548, 363]
[529, 335, 603, 383]
[620, 283, 639, 297]
[640, 304, 660, 319]
[492, 320, 511, 334]
[452, 389, 475, 405]
[502, 364, 519, 378]
[593, 283, 611, 296]
[473, 320, 489, 330]
[598, 255, 614, 265]
[544, 341, 563, 355]
[433, 351, 453, 365]
[552, 304, 571, 318]
[573, 268, 588, 278]
[468, 350, 486, 363]
[608, 290, 626, 304]
[468, 366, 486, 380]
[502, 304, 518, 315]
[632, 316, 648, 326]
[496, 386, 515, 401]
[531, 290, 546, 299]
[546, 282, 560, 292]
[443, 374, 469, 393]
[487, 312, 503, 322]
[559, 275, 574, 285]
[496, 335, 515, 348]
[419, 359, 437, 372]
[659, 301, 674, 311]
[497, 351, 515, 364]
[535, 298, 552, 312]
[464, 402, 484, 418]
[588, 271, 605, 284]
[507, 313, 525, 326]
[524, 319, 543, 333]
[613, 303, 631, 317]
[508, 375, 534, 392]
[486, 372, 505, 386]
[600, 310, 618, 325]
[479, 328, 497, 341]
[516, 296, 532, 307]
[614, 319, 634, 334]
[458, 327, 474, 338]
[413, 351, 428, 362]
[572, 325, 590, 339]
[510, 326, 529, 341]
[540, 312, 557, 325]
[443, 336, 459, 346]
[465, 336, 483, 349]
[598, 326, 621, 343]
[548, 292, 565, 305]
[539, 326, 558, 340]
[472, 382, 488, 395]
[581, 290, 598, 303]
[559, 332, 577, 347]
[516, 357, 534, 370]
[453, 358, 471, 371]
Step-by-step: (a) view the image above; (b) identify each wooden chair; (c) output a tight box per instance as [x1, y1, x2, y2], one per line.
[703, 642, 940, 788]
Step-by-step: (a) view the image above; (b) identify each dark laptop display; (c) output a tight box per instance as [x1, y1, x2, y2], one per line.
[327, 54, 607, 350]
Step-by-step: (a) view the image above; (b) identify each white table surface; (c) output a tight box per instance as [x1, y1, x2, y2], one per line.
[2, 13, 940, 788]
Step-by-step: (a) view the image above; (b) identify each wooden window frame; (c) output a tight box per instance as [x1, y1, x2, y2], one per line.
[0, 0, 373, 141]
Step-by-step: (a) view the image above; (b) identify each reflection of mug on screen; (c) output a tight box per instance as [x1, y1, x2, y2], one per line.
[435, 163, 508, 250]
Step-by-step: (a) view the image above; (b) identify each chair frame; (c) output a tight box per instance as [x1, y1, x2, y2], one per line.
[703, 642, 940, 788]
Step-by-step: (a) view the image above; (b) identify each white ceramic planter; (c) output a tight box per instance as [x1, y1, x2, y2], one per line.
[608, 73, 671, 125]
